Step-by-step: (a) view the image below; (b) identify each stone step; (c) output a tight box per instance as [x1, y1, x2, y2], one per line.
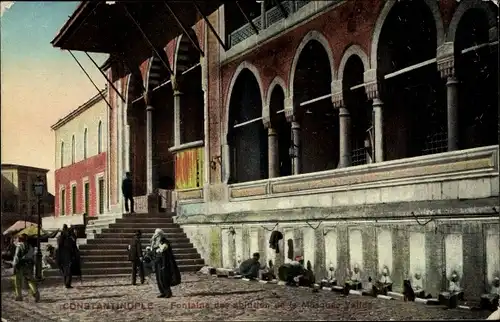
[114, 217, 174, 224]
[86, 237, 190, 245]
[82, 252, 201, 261]
[79, 247, 198, 256]
[43, 264, 203, 277]
[81, 258, 205, 268]
[79, 242, 194, 250]
[111, 223, 180, 229]
[121, 212, 176, 218]
[101, 227, 184, 234]
[98, 232, 186, 238]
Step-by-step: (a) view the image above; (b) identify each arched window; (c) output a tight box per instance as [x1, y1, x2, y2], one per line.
[60, 141, 64, 168]
[71, 135, 75, 164]
[98, 121, 103, 153]
[83, 128, 88, 159]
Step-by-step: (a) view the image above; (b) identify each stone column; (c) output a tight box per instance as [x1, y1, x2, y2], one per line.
[437, 46, 459, 152]
[285, 100, 301, 175]
[146, 105, 155, 195]
[291, 120, 301, 175]
[260, 1, 266, 30]
[173, 89, 182, 147]
[372, 98, 384, 163]
[332, 88, 351, 168]
[267, 127, 279, 178]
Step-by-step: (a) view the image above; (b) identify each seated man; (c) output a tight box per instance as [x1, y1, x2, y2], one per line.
[412, 273, 426, 298]
[238, 253, 261, 279]
[373, 266, 393, 295]
[345, 264, 362, 291]
[321, 263, 337, 287]
[481, 277, 500, 311]
[439, 270, 464, 307]
[278, 256, 312, 287]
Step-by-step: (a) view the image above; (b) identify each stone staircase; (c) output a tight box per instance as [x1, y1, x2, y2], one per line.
[43, 212, 204, 278]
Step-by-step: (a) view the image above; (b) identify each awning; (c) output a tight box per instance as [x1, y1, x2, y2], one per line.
[51, 1, 227, 60]
[2, 221, 36, 236]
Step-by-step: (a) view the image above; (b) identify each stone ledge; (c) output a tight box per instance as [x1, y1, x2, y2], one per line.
[176, 198, 498, 225]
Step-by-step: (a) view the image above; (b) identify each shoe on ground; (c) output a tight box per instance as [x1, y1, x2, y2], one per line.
[157, 294, 166, 298]
[15, 296, 22, 301]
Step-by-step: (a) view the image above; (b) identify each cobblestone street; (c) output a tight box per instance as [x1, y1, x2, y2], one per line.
[1, 273, 491, 321]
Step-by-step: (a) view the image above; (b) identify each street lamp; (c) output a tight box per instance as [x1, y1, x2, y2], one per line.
[33, 176, 45, 281]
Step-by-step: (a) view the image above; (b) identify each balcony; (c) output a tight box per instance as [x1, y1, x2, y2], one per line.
[223, 0, 342, 63]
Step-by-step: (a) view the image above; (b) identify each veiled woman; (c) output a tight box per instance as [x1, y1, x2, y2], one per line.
[155, 237, 181, 298]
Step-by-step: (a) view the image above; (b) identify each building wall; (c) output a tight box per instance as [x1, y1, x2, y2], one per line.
[54, 98, 108, 170]
[53, 95, 109, 217]
[105, 0, 499, 296]
[54, 153, 107, 217]
[1, 167, 53, 218]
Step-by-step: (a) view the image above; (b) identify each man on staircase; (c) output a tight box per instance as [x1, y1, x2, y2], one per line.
[122, 172, 135, 214]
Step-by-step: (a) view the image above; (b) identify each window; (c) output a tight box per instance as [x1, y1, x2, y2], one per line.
[60, 141, 64, 167]
[71, 185, 77, 214]
[61, 189, 66, 216]
[83, 128, 88, 159]
[98, 177, 105, 215]
[84, 182, 90, 215]
[98, 121, 103, 153]
[71, 135, 75, 164]
[21, 181, 26, 192]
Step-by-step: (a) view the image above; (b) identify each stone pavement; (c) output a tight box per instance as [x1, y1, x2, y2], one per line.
[1, 273, 491, 321]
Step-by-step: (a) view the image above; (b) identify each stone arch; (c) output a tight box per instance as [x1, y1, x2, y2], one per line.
[447, 0, 498, 43]
[370, 0, 446, 70]
[288, 30, 336, 105]
[173, 31, 201, 76]
[264, 76, 287, 120]
[338, 44, 370, 82]
[224, 61, 265, 144]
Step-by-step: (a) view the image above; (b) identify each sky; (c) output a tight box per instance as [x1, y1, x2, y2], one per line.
[1, 2, 108, 194]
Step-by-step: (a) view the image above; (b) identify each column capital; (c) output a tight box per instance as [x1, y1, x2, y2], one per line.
[262, 115, 271, 129]
[365, 81, 379, 100]
[146, 105, 154, 112]
[437, 55, 455, 79]
[285, 108, 295, 123]
[331, 91, 344, 108]
[436, 42, 455, 79]
[363, 69, 380, 100]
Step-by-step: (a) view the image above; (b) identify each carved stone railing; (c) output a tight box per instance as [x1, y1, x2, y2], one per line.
[228, 145, 499, 200]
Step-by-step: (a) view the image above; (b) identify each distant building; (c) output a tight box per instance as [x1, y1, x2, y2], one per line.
[51, 89, 108, 218]
[1, 164, 54, 228]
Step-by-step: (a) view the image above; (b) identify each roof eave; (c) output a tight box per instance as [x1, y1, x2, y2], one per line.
[50, 2, 93, 49]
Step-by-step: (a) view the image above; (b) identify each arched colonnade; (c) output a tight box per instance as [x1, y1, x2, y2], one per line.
[225, 0, 498, 184]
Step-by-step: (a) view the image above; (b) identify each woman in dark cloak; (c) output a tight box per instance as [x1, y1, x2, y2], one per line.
[155, 237, 181, 298]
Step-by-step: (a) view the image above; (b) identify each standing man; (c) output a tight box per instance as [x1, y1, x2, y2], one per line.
[12, 234, 40, 302]
[128, 230, 145, 285]
[57, 225, 75, 288]
[122, 172, 135, 214]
